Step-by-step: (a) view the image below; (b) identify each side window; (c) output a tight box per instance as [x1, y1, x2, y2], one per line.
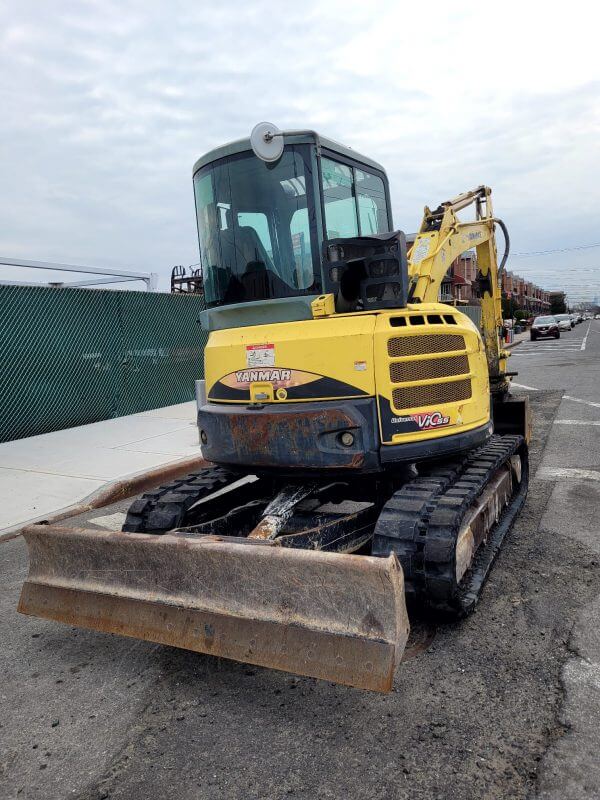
[290, 207, 312, 287]
[237, 212, 273, 258]
[355, 169, 388, 234]
[321, 158, 358, 239]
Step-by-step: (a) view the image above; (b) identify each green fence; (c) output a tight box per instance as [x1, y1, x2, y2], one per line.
[0, 285, 207, 443]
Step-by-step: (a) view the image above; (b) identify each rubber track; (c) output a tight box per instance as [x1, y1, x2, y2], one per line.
[122, 466, 239, 533]
[372, 435, 526, 617]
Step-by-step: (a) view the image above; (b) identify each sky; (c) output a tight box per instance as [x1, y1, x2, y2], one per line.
[1, 0, 600, 303]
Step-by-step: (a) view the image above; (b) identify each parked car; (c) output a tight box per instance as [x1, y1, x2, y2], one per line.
[595, 314, 600, 320]
[530, 315, 560, 340]
[555, 313, 574, 331]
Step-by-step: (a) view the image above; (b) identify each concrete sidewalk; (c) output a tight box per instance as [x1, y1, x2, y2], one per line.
[0, 402, 199, 534]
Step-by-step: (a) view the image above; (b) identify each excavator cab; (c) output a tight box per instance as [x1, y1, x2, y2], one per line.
[193, 127, 407, 318]
[194, 129, 492, 474]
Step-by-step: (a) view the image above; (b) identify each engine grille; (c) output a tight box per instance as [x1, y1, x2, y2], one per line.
[387, 333, 465, 358]
[392, 378, 472, 410]
[389, 354, 469, 384]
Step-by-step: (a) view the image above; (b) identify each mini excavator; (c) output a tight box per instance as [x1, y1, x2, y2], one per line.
[18, 123, 530, 692]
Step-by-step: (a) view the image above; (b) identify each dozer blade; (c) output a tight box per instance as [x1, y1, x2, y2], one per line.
[18, 525, 409, 692]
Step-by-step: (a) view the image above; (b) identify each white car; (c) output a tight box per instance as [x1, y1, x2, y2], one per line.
[555, 313, 574, 331]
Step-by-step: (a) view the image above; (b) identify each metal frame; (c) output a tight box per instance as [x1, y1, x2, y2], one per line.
[0, 257, 158, 291]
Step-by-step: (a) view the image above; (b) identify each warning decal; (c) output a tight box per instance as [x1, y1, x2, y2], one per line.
[246, 343, 275, 368]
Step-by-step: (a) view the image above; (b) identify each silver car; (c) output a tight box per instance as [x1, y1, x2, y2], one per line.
[555, 313, 574, 331]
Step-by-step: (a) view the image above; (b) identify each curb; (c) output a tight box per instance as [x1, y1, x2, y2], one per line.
[0, 454, 209, 543]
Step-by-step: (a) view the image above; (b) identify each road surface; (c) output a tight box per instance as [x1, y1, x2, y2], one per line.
[1, 320, 599, 800]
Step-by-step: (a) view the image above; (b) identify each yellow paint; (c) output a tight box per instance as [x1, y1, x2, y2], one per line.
[205, 314, 376, 401]
[311, 293, 336, 317]
[373, 304, 490, 444]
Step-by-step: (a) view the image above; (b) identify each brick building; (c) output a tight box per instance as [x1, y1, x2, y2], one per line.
[438, 252, 551, 314]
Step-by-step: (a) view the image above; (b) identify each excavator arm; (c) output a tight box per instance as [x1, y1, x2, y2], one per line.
[407, 186, 511, 393]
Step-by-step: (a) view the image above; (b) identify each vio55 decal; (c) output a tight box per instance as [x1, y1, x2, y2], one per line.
[391, 411, 451, 431]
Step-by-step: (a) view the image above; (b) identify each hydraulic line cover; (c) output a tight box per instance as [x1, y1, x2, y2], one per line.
[18, 524, 410, 692]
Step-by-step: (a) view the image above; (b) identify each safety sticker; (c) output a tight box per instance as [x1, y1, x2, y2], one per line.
[246, 343, 275, 368]
[411, 237, 431, 264]
[354, 360, 367, 371]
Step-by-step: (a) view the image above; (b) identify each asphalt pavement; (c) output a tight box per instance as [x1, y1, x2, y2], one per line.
[510, 318, 600, 800]
[1, 321, 599, 800]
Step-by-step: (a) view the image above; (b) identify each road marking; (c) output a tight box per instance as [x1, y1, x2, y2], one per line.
[564, 395, 600, 409]
[512, 384, 600, 410]
[514, 350, 582, 355]
[512, 382, 539, 391]
[554, 419, 600, 426]
[537, 467, 600, 482]
[581, 321, 592, 350]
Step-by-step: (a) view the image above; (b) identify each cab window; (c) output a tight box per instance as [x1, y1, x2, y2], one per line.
[321, 157, 389, 239]
[355, 169, 388, 234]
[321, 159, 358, 239]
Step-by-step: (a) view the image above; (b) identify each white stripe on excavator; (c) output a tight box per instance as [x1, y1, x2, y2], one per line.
[554, 420, 600, 426]
[536, 467, 600, 482]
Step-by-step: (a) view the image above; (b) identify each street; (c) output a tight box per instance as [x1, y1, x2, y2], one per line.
[1, 320, 599, 800]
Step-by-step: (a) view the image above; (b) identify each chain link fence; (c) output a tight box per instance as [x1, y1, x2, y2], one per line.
[0, 285, 207, 443]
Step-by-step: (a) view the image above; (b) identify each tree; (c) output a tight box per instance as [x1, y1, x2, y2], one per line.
[501, 293, 520, 320]
[550, 296, 566, 314]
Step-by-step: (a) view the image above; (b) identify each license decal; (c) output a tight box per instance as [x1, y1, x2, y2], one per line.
[246, 343, 275, 368]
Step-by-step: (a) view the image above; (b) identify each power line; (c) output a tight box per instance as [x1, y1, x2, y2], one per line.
[512, 242, 600, 257]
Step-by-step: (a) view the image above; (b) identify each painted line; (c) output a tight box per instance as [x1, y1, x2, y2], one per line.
[537, 467, 600, 482]
[515, 350, 582, 354]
[554, 419, 600, 426]
[564, 395, 600, 409]
[581, 321, 592, 351]
[513, 348, 582, 353]
[512, 382, 539, 391]
[512, 384, 600, 410]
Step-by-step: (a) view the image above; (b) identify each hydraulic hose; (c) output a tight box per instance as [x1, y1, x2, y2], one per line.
[494, 218, 510, 274]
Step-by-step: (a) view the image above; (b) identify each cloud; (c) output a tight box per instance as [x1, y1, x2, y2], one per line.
[1, 0, 599, 301]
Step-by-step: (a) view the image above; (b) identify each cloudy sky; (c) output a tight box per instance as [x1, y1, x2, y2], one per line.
[1, 0, 600, 302]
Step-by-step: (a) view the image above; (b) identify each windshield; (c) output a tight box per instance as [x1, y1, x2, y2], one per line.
[555, 314, 570, 321]
[534, 317, 556, 325]
[194, 145, 321, 307]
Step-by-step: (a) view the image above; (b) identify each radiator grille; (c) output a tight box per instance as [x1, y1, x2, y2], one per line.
[392, 378, 472, 410]
[387, 333, 465, 357]
[389, 354, 469, 384]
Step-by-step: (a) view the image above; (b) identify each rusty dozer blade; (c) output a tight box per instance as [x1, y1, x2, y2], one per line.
[18, 525, 410, 692]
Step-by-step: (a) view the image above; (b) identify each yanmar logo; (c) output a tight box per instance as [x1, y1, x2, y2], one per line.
[235, 369, 291, 383]
[391, 411, 451, 430]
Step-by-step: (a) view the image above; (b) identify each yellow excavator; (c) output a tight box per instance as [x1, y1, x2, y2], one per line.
[18, 123, 530, 692]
